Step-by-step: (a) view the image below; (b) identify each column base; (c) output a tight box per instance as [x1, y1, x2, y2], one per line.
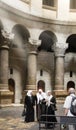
[0, 90, 13, 106]
[0, 83, 8, 90]
[26, 84, 37, 90]
[54, 85, 64, 90]
[53, 90, 67, 96]
[53, 90, 68, 104]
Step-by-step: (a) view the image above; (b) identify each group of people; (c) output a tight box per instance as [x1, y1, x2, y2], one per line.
[23, 86, 76, 130]
[23, 89, 57, 128]
[36, 89, 57, 128]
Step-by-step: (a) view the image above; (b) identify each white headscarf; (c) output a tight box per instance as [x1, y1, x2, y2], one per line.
[27, 90, 32, 97]
[46, 90, 53, 106]
[37, 89, 46, 104]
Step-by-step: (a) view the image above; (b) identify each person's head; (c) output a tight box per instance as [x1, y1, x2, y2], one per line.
[47, 90, 52, 96]
[27, 90, 32, 96]
[68, 87, 75, 95]
[38, 89, 43, 94]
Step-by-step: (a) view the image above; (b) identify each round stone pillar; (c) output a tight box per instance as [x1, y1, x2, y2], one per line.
[0, 44, 9, 90]
[26, 51, 37, 90]
[26, 39, 41, 93]
[54, 42, 68, 90]
[0, 30, 14, 105]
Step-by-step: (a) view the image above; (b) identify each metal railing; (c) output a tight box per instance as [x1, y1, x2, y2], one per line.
[39, 114, 76, 130]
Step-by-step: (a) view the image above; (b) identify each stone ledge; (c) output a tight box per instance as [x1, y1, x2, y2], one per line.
[0, 90, 14, 105]
[0, 90, 13, 96]
[53, 90, 67, 97]
[0, 103, 24, 108]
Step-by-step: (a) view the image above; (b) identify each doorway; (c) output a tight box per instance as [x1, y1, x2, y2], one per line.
[67, 81, 75, 91]
[8, 78, 15, 103]
[37, 80, 45, 92]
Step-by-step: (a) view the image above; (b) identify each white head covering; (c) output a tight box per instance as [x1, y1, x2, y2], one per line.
[27, 90, 32, 96]
[38, 89, 43, 93]
[36, 89, 46, 104]
[46, 90, 51, 95]
[46, 90, 53, 106]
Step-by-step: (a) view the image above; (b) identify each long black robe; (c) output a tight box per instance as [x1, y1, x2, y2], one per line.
[24, 95, 35, 122]
[36, 98, 46, 121]
[46, 96, 57, 128]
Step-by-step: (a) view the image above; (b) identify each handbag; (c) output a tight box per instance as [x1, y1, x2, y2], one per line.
[22, 108, 26, 116]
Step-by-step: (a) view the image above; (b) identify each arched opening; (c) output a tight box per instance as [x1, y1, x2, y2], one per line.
[11, 24, 30, 48]
[37, 80, 45, 92]
[8, 78, 15, 103]
[66, 34, 76, 53]
[38, 30, 57, 52]
[0, 20, 4, 45]
[67, 81, 75, 91]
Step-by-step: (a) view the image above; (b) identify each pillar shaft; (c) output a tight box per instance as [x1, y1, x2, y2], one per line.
[0, 30, 14, 105]
[26, 51, 37, 90]
[26, 39, 41, 91]
[54, 42, 68, 90]
[55, 56, 64, 90]
[0, 45, 9, 90]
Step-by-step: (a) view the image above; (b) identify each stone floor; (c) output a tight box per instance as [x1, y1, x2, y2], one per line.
[0, 105, 38, 130]
[0, 104, 64, 130]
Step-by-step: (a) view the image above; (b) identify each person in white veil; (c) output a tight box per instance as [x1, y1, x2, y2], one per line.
[24, 90, 35, 122]
[45, 90, 57, 128]
[36, 89, 46, 121]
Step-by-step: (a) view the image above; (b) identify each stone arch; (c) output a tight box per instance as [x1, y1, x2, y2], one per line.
[8, 78, 15, 103]
[67, 81, 75, 91]
[0, 20, 4, 45]
[12, 24, 30, 48]
[0, 20, 3, 30]
[66, 34, 76, 53]
[37, 80, 45, 92]
[38, 30, 57, 52]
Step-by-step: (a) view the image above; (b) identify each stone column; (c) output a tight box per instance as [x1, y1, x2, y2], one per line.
[0, 30, 14, 105]
[54, 42, 68, 90]
[26, 51, 37, 90]
[26, 39, 41, 91]
[0, 44, 9, 90]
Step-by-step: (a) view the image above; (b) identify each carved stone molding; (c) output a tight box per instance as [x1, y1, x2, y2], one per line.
[1, 29, 14, 46]
[54, 42, 68, 57]
[28, 39, 41, 52]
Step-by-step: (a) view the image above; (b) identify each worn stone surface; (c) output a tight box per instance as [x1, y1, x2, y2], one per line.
[0, 106, 37, 130]
[0, 104, 64, 130]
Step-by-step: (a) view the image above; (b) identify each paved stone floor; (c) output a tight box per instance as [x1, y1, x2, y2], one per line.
[0, 105, 38, 130]
[0, 104, 63, 130]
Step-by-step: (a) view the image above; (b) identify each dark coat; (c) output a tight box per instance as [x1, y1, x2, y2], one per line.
[24, 95, 35, 122]
[46, 96, 57, 128]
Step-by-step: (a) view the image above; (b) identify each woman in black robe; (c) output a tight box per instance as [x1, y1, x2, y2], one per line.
[45, 90, 57, 128]
[24, 90, 35, 122]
